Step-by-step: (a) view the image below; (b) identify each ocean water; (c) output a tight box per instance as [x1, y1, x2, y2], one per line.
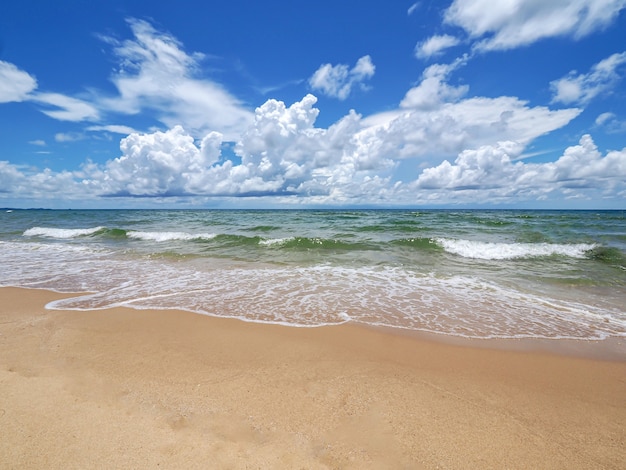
[1, 209, 625, 341]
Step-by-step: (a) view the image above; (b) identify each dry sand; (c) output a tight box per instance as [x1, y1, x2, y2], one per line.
[0, 287, 624, 469]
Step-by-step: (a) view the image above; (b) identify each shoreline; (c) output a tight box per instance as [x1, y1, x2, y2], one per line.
[39, 285, 626, 362]
[1, 287, 625, 468]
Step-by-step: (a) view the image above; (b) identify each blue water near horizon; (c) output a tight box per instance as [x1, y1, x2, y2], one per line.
[1, 209, 625, 341]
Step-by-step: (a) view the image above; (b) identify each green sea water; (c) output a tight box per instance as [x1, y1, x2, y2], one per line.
[1, 209, 625, 340]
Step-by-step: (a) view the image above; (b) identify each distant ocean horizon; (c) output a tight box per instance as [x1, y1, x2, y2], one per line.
[1, 209, 625, 342]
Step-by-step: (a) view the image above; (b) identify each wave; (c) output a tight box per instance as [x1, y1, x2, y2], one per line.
[127, 231, 217, 242]
[265, 236, 379, 251]
[434, 238, 597, 260]
[259, 236, 294, 246]
[23, 226, 105, 238]
[391, 237, 442, 250]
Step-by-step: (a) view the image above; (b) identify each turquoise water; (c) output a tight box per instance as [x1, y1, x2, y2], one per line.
[1, 209, 625, 340]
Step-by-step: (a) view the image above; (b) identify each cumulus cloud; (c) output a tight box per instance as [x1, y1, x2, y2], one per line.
[0, 160, 87, 201]
[445, 0, 626, 51]
[88, 88, 580, 201]
[98, 125, 222, 196]
[415, 34, 461, 59]
[550, 51, 626, 105]
[99, 18, 253, 140]
[3, 127, 624, 206]
[74, 95, 394, 201]
[0, 61, 38, 103]
[400, 58, 469, 109]
[0, 161, 27, 192]
[360, 97, 579, 163]
[309, 55, 375, 100]
[408, 134, 626, 203]
[360, 59, 581, 159]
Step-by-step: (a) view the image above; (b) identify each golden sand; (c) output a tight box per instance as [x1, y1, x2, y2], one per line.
[1, 287, 624, 469]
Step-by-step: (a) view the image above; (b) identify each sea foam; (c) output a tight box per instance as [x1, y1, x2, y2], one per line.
[127, 231, 217, 242]
[23, 226, 104, 238]
[434, 238, 596, 260]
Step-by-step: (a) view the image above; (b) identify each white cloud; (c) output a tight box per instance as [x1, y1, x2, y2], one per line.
[0, 160, 87, 201]
[408, 134, 626, 203]
[100, 125, 222, 196]
[359, 97, 579, 163]
[99, 18, 253, 140]
[445, 0, 626, 51]
[551, 51, 626, 105]
[0, 161, 27, 192]
[595, 112, 626, 134]
[0, 61, 37, 103]
[408, 3, 420, 15]
[75, 95, 394, 200]
[415, 34, 461, 59]
[362, 59, 581, 159]
[1, 102, 622, 207]
[595, 112, 616, 126]
[29, 140, 46, 147]
[400, 58, 469, 109]
[33, 92, 100, 122]
[309, 55, 375, 100]
[87, 125, 139, 135]
[414, 141, 524, 190]
[88, 88, 579, 202]
[55, 132, 85, 143]
[3, 128, 623, 206]
[0, 62, 99, 122]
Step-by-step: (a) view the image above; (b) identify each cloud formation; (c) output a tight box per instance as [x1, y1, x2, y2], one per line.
[1, 13, 623, 208]
[551, 51, 626, 105]
[309, 56, 375, 100]
[32, 93, 100, 122]
[99, 18, 253, 140]
[415, 34, 461, 59]
[0, 61, 37, 103]
[445, 0, 626, 51]
[0, 19, 253, 141]
[360, 57, 580, 160]
[3, 89, 611, 207]
[2, 121, 624, 206]
[407, 135, 626, 203]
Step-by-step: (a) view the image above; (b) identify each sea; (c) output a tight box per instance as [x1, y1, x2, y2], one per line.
[1, 209, 625, 342]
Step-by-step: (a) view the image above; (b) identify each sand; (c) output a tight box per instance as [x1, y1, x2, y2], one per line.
[0, 287, 624, 469]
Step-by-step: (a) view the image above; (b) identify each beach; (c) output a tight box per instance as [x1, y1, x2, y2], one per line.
[1, 287, 624, 469]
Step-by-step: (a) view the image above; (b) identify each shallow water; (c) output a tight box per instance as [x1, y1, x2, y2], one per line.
[1, 209, 625, 340]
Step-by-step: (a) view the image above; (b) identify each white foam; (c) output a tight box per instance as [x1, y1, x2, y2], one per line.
[126, 231, 217, 242]
[259, 237, 294, 246]
[1, 240, 624, 341]
[434, 238, 596, 260]
[23, 226, 104, 238]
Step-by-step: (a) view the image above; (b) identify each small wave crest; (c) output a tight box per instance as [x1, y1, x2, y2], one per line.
[434, 238, 597, 260]
[127, 231, 217, 242]
[264, 237, 376, 250]
[23, 226, 105, 238]
[259, 237, 295, 246]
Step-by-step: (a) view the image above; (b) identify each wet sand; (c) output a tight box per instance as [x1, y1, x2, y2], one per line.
[1, 287, 624, 469]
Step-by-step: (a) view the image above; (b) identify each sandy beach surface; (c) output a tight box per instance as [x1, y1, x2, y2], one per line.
[1, 287, 624, 469]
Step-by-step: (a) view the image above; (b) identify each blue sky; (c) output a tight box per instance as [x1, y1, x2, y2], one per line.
[1, 0, 625, 209]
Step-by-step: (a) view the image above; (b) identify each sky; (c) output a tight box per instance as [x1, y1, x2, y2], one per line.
[1, 0, 625, 209]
